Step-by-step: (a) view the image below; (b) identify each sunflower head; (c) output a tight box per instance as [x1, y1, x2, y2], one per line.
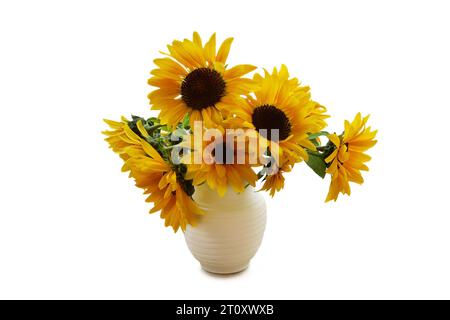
[180, 128, 258, 197]
[325, 113, 377, 202]
[229, 65, 329, 168]
[148, 32, 256, 129]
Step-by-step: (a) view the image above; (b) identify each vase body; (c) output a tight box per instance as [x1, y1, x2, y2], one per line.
[184, 184, 267, 274]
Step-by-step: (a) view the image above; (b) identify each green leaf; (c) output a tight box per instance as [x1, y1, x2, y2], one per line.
[306, 152, 327, 178]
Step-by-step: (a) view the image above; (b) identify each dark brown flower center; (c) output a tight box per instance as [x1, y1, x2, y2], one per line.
[181, 68, 226, 110]
[252, 104, 292, 141]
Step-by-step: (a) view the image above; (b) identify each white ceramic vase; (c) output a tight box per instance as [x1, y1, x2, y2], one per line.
[184, 184, 267, 274]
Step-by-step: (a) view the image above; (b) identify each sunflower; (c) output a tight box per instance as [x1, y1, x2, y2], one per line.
[260, 161, 292, 197]
[148, 32, 256, 129]
[228, 65, 328, 167]
[180, 128, 258, 197]
[104, 117, 203, 232]
[325, 113, 377, 202]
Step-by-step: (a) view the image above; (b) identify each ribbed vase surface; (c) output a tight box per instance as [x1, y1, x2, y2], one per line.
[184, 184, 267, 274]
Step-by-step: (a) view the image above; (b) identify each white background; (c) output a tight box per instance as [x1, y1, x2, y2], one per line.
[1, 0, 449, 299]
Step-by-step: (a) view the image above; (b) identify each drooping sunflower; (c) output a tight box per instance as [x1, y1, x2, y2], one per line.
[104, 117, 203, 232]
[148, 32, 256, 129]
[180, 128, 258, 197]
[229, 65, 328, 166]
[325, 113, 377, 202]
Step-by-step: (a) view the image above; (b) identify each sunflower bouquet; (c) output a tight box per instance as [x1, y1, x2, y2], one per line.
[103, 32, 377, 233]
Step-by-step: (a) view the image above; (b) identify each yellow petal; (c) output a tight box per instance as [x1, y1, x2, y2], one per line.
[216, 37, 233, 63]
[153, 58, 187, 76]
[224, 64, 257, 80]
[203, 33, 216, 64]
[141, 140, 165, 162]
[327, 133, 340, 147]
[193, 31, 202, 47]
[325, 149, 338, 163]
[136, 120, 149, 138]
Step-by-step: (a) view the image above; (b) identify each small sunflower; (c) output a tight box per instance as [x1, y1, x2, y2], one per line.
[260, 161, 292, 197]
[229, 65, 328, 166]
[104, 117, 203, 232]
[148, 32, 256, 129]
[180, 129, 258, 197]
[325, 113, 377, 202]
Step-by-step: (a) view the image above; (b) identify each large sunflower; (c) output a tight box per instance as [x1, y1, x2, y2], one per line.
[148, 32, 256, 129]
[229, 65, 328, 166]
[325, 113, 377, 202]
[180, 129, 258, 197]
[104, 117, 203, 232]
